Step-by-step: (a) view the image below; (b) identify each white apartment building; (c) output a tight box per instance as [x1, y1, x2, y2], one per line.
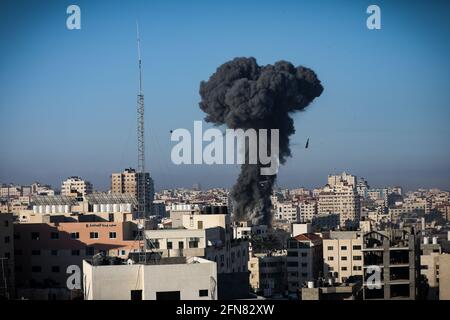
[327, 172, 356, 188]
[83, 257, 217, 300]
[323, 231, 363, 283]
[299, 200, 317, 223]
[145, 213, 249, 274]
[61, 177, 93, 196]
[275, 202, 300, 223]
[286, 233, 323, 292]
[233, 221, 268, 240]
[318, 184, 361, 228]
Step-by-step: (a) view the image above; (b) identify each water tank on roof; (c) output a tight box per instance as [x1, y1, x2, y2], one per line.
[113, 204, 120, 212]
[423, 237, 429, 245]
[307, 281, 315, 289]
[432, 237, 438, 245]
[100, 204, 107, 212]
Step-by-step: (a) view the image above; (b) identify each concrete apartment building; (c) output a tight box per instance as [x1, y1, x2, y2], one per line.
[362, 228, 419, 300]
[299, 200, 317, 223]
[145, 213, 249, 274]
[318, 183, 361, 229]
[13, 211, 140, 299]
[439, 254, 450, 300]
[327, 172, 356, 188]
[323, 231, 364, 283]
[0, 213, 14, 299]
[83, 256, 217, 300]
[111, 168, 154, 214]
[275, 201, 300, 223]
[420, 241, 441, 300]
[248, 250, 287, 297]
[61, 177, 93, 196]
[233, 220, 268, 240]
[286, 233, 323, 293]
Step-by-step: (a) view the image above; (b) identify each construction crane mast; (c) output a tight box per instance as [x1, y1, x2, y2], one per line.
[136, 21, 147, 264]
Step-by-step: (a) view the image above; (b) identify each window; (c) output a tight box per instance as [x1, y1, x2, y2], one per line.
[341, 256, 348, 261]
[156, 291, 180, 300]
[179, 241, 184, 249]
[341, 246, 347, 250]
[31, 250, 41, 256]
[31, 232, 40, 240]
[301, 263, 308, 268]
[301, 273, 308, 277]
[342, 267, 347, 271]
[327, 246, 334, 250]
[287, 251, 298, 257]
[131, 290, 142, 301]
[32, 266, 42, 272]
[199, 289, 208, 297]
[4, 236, 10, 244]
[71, 232, 80, 239]
[353, 266, 362, 271]
[189, 240, 199, 248]
[167, 241, 173, 249]
[71, 249, 80, 256]
[150, 240, 160, 249]
[328, 256, 334, 261]
[109, 232, 117, 239]
[86, 247, 95, 256]
[353, 255, 362, 261]
[51, 266, 60, 273]
[90, 232, 99, 239]
[50, 232, 59, 240]
[353, 245, 362, 250]
[51, 250, 58, 256]
[301, 252, 307, 257]
[287, 262, 298, 267]
[14, 233, 20, 240]
[3, 220, 8, 227]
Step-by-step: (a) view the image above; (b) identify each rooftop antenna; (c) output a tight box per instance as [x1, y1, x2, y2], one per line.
[136, 20, 147, 264]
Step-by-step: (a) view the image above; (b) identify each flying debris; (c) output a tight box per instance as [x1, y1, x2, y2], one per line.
[305, 138, 309, 149]
[199, 57, 323, 226]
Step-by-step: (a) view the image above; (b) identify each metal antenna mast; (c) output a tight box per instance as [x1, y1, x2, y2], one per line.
[136, 21, 147, 264]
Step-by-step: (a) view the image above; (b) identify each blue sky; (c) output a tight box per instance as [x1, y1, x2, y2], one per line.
[0, 0, 449, 191]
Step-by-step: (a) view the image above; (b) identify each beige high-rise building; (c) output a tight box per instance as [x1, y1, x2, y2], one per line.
[61, 176, 93, 196]
[111, 168, 137, 194]
[439, 254, 450, 300]
[323, 231, 363, 283]
[111, 168, 154, 214]
[327, 172, 356, 188]
[318, 184, 361, 228]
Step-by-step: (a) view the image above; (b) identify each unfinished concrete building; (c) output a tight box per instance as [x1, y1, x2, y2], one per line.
[362, 228, 419, 300]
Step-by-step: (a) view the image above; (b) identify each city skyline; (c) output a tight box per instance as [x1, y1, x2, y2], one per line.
[1, 0, 450, 191]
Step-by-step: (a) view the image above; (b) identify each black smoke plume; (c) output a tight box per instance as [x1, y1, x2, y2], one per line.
[199, 57, 323, 226]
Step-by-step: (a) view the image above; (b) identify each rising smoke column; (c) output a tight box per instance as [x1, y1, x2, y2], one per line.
[199, 57, 323, 226]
